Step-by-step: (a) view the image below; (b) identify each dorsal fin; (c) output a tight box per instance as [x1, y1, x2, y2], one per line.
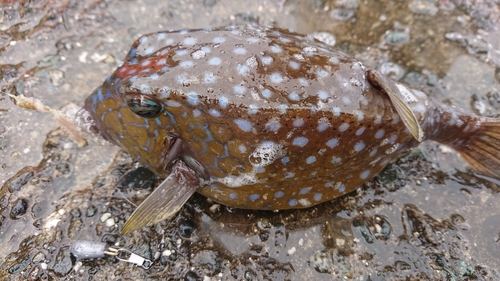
[367, 70, 424, 142]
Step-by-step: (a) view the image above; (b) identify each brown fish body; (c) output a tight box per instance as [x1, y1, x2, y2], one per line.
[83, 25, 500, 213]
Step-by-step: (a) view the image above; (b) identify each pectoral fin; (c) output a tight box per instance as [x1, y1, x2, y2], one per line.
[120, 160, 200, 235]
[367, 69, 424, 142]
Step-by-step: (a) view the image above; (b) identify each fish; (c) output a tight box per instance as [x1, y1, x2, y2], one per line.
[77, 25, 500, 235]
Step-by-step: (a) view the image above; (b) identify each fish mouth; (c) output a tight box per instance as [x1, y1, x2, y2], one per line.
[75, 107, 115, 145]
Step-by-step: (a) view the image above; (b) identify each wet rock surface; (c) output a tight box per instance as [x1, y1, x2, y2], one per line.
[1, 0, 500, 280]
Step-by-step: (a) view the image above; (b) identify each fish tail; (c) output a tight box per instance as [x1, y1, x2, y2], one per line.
[424, 100, 500, 178]
[454, 119, 500, 178]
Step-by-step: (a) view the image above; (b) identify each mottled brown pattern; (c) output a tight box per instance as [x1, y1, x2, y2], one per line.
[83, 25, 500, 211]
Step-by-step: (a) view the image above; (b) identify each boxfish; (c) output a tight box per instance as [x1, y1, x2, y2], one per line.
[77, 25, 500, 235]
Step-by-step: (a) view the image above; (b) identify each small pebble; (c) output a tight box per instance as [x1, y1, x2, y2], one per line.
[179, 219, 196, 236]
[49, 69, 65, 86]
[10, 198, 28, 219]
[408, 0, 438, 15]
[100, 212, 112, 222]
[105, 218, 115, 227]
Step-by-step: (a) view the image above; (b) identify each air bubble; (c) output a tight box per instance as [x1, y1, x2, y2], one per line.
[191, 50, 206, 59]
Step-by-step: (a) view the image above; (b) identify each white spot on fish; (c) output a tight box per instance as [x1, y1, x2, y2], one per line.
[317, 90, 329, 100]
[306, 156, 316, 164]
[261, 89, 272, 99]
[256, 167, 266, 173]
[234, 119, 253, 132]
[329, 57, 340, 64]
[247, 37, 260, 43]
[180, 60, 194, 68]
[339, 123, 349, 132]
[354, 141, 365, 152]
[326, 138, 339, 148]
[166, 101, 181, 107]
[317, 69, 329, 77]
[204, 72, 216, 83]
[209, 109, 221, 117]
[275, 191, 284, 198]
[281, 157, 290, 164]
[262, 56, 273, 65]
[279, 104, 288, 114]
[271, 45, 282, 53]
[238, 144, 247, 153]
[354, 110, 364, 121]
[234, 47, 247, 55]
[234, 85, 246, 95]
[156, 33, 166, 40]
[249, 194, 260, 201]
[360, 169, 370, 179]
[356, 127, 365, 136]
[288, 92, 300, 101]
[270, 73, 284, 83]
[342, 96, 351, 104]
[375, 129, 385, 139]
[293, 118, 304, 127]
[219, 96, 228, 109]
[187, 92, 199, 105]
[208, 57, 222, 65]
[314, 193, 322, 201]
[144, 47, 155, 55]
[176, 49, 188, 56]
[317, 117, 330, 132]
[331, 157, 342, 164]
[299, 187, 312, 194]
[292, 137, 309, 147]
[183, 37, 197, 45]
[289, 61, 300, 69]
[265, 118, 282, 132]
[332, 107, 341, 117]
[247, 104, 258, 114]
[213, 36, 225, 43]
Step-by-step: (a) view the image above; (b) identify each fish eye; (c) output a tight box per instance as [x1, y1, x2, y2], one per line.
[125, 94, 163, 118]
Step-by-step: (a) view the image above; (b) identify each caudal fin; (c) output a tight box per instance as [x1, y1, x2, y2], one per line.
[454, 119, 500, 179]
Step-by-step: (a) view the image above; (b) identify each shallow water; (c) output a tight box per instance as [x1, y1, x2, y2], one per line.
[1, 0, 499, 280]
